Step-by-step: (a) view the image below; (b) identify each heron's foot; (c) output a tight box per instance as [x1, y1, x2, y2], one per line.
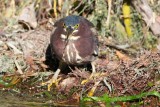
[42, 69, 61, 91]
[81, 71, 102, 84]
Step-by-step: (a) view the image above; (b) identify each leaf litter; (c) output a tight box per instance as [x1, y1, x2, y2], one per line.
[0, 28, 160, 106]
[0, 0, 160, 106]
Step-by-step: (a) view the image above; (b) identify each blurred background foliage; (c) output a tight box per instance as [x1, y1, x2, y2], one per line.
[0, 0, 160, 50]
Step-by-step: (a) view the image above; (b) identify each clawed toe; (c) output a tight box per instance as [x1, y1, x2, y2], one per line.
[42, 69, 61, 91]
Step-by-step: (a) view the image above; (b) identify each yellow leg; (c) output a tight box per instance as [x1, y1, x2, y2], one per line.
[81, 61, 96, 84]
[81, 61, 101, 96]
[47, 68, 61, 91]
[89, 61, 96, 77]
[42, 61, 65, 91]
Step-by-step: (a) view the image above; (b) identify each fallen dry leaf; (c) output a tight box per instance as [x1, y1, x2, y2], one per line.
[25, 55, 39, 70]
[18, 3, 37, 29]
[88, 81, 100, 97]
[59, 77, 78, 92]
[116, 51, 131, 62]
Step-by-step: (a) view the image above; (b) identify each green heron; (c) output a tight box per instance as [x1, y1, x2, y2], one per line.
[45, 15, 98, 90]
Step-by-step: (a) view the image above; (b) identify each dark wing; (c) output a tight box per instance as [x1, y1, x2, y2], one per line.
[91, 27, 99, 57]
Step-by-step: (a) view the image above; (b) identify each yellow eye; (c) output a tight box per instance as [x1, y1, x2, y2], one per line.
[74, 24, 79, 29]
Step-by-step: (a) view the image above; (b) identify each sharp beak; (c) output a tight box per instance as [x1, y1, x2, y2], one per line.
[64, 26, 74, 46]
[66, 26, 74, 36]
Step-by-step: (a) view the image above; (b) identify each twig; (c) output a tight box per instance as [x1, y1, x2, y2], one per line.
[14, 58, 23, 75]
[7, 42, 23, 54]
[104, 43, 136, 56]
[106, 0, 112, 26]
[71, 1, 83, 12]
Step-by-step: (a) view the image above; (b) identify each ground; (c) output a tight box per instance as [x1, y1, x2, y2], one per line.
[0, 0, 160, 106]
[0, 28, 160, 106]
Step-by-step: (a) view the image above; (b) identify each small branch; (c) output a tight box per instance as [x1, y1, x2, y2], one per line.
[14, 58, 23, 75]
[106, 0, 112, 26]
[104, 43, 136, 56]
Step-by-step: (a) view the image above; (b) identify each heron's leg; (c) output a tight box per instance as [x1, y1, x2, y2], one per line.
[81, 61, 96, 84]
[42, 61, 65, 91]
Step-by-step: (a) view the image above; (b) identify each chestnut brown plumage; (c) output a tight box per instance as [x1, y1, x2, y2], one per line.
[46, 15, 98, 90]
